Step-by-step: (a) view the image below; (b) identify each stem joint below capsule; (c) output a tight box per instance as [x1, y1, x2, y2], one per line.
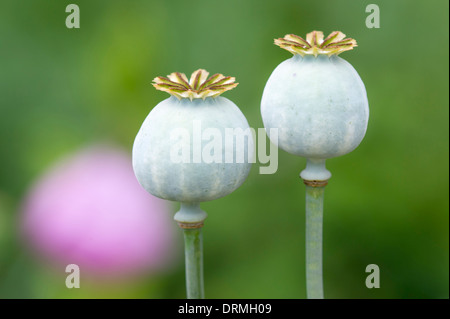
[302, 179, 329, 187]
[177, 221, 204, 229]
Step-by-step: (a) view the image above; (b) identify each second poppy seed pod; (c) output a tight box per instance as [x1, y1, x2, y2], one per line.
[261, 31, 369, 180]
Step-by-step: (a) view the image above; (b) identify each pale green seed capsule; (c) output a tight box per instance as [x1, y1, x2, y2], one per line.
[133, 69, 253, 204]
[261, 31, 369, 180]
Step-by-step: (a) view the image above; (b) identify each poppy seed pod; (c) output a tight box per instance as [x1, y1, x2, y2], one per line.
[261, 31, 369, 181]
[133, 69, 253, 298]
[133, 69, 253, 223]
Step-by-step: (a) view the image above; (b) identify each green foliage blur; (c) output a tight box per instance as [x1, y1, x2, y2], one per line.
[0, 0, 448, 299]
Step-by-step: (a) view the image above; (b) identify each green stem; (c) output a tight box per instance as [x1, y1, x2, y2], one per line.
[305, 185, 325, 299]
[183, 227, 204, 299]
[175, 202, 207, 299]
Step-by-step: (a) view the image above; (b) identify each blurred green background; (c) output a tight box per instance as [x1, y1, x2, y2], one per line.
[0, 0, 448, 298]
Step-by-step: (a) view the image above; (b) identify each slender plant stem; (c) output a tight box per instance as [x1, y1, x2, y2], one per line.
[183, 227, 204, 299]
[305, 185, 325, 299]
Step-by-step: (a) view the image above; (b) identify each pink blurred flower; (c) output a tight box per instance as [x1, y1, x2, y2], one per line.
[21, 145, 176, 279]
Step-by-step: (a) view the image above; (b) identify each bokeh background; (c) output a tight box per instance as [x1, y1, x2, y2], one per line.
[0, 0, 448, 298]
